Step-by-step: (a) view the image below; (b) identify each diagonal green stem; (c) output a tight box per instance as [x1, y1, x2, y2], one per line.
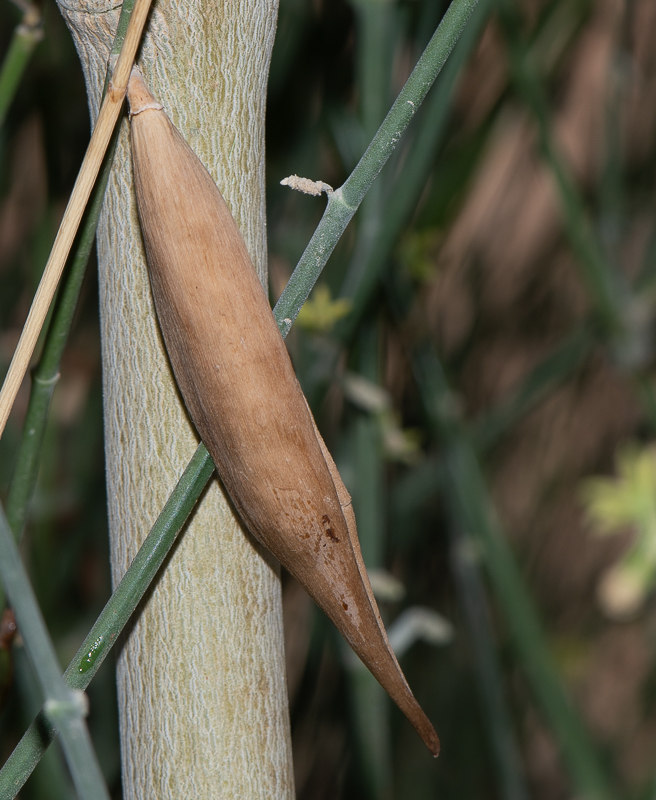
[339, 0, 492, 338]
[275, 0, 480, 338]
[413, 346, 616, 800]
[5, 136, 119, 542]
[496, 0, 624, 334]
[0, 2, 482, 791]
[0, 0, 134, 609]
[0, 443, 214, 799]
[0, 273, 318, 796]
[0, 503, 110, 800]
[0, 5, 43, 129]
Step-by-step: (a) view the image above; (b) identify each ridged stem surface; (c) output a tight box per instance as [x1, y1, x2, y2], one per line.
[55, 1, 292, 797]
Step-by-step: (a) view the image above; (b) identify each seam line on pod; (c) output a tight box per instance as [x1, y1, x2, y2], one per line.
[128, 102, 165, 119]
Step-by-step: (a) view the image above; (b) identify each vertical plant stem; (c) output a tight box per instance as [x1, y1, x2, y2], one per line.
[343, 4, 396, 786]
[1, 1, 483, 791]
[0, 505, 110, 800]
[5, 135, 119, 542]
[340, 0, 492, 336]
[0, 5, 43, 128]
[449, 524, 530, 800]
[0, 0, 153, 439]
[0, 0, 136, 619]
[66, 1, 292, 792]
[0, 3, 485, 782]
[413, 346, 616, 800]
[349, 320, 392, 799]
[1, 209, 378, 791]
[340, 0, 395, 304]
[0, 444, 214, 799]
[496, 0, 624, 334]
[276, 0, 480, 338]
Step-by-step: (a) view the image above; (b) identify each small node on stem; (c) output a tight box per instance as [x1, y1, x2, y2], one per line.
[44, 690, 89, 721]
[280, 175, 333, 197]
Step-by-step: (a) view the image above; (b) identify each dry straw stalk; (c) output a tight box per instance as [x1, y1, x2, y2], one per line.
[127, 66, 440, 756]
[0, 0, 154, 439]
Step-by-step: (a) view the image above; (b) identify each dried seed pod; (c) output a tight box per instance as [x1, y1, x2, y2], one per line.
[127, 66, 439, 756]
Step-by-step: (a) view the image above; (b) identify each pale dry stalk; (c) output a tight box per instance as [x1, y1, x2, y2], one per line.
[0, 0, 153, 438]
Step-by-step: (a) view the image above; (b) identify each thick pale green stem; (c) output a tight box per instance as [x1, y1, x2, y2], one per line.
[56, 1, 291, 797]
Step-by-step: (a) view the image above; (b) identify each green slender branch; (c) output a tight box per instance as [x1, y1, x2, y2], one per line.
[275, 0, 480, 338]
[0, 444, 214, 799]
[0, 2, 482, 790]
[449, 523, 530, 800]
[349, 322, 391, 799]
[340, 0, 492, 333]
[0, 4, 43, 128]
[0, 275, 320, 794]
[1, 0, 134, 606]
[6, 0, 134, 534]
[413, 346, 616, 800]
[0, 504, 110, 800]
[470, 326, 592, 452]
[344, 6, 395, 792]
[0, 13, 123, 597]
[496, 0, 624, 334]
[5, 135, 120, 542]
[340, 0, 478, 209]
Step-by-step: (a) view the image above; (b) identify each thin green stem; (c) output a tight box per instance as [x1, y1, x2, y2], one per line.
[449, 523, 530, 800]
[0, 258, 332, 794]
[340, 0, 479, 210]
[340, 0, 492, 334]
[0, 444, 214, 799]
[0, 0, 134, 608]
[0, 504, 110, 800]
[5, 135, 120, 542]
[497, 0, 624, 335]
[413, 347, 616, 800]
[0, 5, 43, 128]
[0, 1, 483, 789]
[349, 321, 391, 799]
[338, 0, 395, 318]
[470, 326, 593, 452]
[275, 0, 480, 338]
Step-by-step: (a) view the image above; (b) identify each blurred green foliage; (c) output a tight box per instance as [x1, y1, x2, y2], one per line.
[3, 0, 656, 799]
[581, 444, 656, 620]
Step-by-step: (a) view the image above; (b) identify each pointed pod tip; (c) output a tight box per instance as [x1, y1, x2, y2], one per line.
[416, 715, 440, 757]
[127, 66, 164, 118]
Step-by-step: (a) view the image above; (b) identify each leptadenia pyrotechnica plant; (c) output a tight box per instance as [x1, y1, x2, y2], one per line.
[126, 66, 440, 757]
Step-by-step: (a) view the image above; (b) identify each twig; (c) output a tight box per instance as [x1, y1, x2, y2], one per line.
[0, 0, 482, 789]
[0, 504, 111, 800]
[274, 0, 480, 338]
[0, 0, 154, 439]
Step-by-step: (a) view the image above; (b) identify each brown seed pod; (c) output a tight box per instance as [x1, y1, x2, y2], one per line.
[127, 66, 439, 757]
